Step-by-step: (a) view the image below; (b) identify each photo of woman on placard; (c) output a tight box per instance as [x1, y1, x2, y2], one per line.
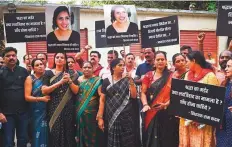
[47, 6, 80, 53]
[106, 5, 138, 34]
[105, 5, 139, 45]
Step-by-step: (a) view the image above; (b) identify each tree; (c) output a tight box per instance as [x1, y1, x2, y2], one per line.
[81, 0, 217, 12]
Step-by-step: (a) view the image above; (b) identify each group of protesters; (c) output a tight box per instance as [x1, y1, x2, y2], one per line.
[0, 32, 232, 147]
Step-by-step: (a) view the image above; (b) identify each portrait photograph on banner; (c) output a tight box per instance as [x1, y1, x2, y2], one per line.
[104, 5, 139, 46]
[46, 6, 80, 53]
[95, 20, 122, 48]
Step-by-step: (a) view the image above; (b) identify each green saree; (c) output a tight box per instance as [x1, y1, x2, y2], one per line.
[76, 76, 102, 147]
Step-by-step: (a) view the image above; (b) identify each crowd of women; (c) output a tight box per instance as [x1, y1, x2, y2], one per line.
[1, 47, 232, 147]
[26, 49, 232, 147]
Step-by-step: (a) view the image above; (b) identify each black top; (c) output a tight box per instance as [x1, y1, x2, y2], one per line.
[106, 22, 139, 45]
[47, 30, 80, 53]
[0, 66, 29, 114]
[101, 78, 111, 94]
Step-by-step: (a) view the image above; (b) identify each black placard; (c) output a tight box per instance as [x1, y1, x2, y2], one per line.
[169, 79, 225, 127]
[4, 13, 46, 43]
[95, 20, 107, 48]
[95, 20, 122, 48]
[141, 15, 179, 48]
[216, 1, 232, 36]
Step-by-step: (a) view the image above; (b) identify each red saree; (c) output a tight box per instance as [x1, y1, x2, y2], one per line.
[143, 72, 173, 130]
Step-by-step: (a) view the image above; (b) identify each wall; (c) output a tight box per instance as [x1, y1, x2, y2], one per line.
[0, 5, 225, 67]
[79, 8, 220, 66]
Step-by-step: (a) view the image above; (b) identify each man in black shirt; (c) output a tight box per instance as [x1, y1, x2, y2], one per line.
[0, 47, 29, 147]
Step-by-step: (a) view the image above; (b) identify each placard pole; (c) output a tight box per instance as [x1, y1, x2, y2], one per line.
[123, 44, 125, 59]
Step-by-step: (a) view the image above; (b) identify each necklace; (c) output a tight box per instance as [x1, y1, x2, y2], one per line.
[53, 69, 62, 75]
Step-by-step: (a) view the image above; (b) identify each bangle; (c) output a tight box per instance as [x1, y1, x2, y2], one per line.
[97, 115, 103, 120]
[143, 104, 148, 107]
[129, 82, 135, 86]
[68, 80, 73, 85]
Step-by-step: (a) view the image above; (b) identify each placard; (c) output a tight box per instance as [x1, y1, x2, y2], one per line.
[95, 20, 107, 48]
[169, 78, 225, 127]
[104, 5, 139, 46]
[216, 1, 232, 36]
[46, 6, 80, 53]
[141, 15, 179, 48]
[95, 20, 122, 48]
[4, 13, 46, 43]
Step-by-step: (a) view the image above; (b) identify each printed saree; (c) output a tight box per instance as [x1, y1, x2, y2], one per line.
[31, 75, 48, 147]
[47, 71, 78, 147]
[75, 76, 102, 147]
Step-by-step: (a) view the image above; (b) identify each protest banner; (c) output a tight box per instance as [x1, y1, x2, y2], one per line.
[216, 1, 232, 36]
[95, 20, 122, 48]
[95, 20, 107, 48]
[4, 13, 46, 43]
[104, 5, 139, 46]
[169, 78, 225, 127]
[141, 15, 179, 48]
[46, 6, 80, 53]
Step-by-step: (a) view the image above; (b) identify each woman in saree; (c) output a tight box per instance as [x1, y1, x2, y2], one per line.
[216, 59, 232, 147]
[42, 52, 79, 147]
[172, 53, 188, 146]
[24, 59, 50, 147]
[67, 56, 83, 76]
[100, 58, 140, 147]
[179, 51, 219, 147]
[75, 61, 103, 147]
[172, 53, 188, 79]
[141, 51, 178, 147]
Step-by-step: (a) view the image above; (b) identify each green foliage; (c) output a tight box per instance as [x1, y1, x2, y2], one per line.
[207, 1, 217, 12]
[60, 0, 77, 5]
[81, 0, 217, 12]
[19, 0, 48, 5]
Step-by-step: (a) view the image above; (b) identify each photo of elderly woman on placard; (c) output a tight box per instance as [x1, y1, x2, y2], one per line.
[46, 6, 80, 53]
[104, 5, 139, 45]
